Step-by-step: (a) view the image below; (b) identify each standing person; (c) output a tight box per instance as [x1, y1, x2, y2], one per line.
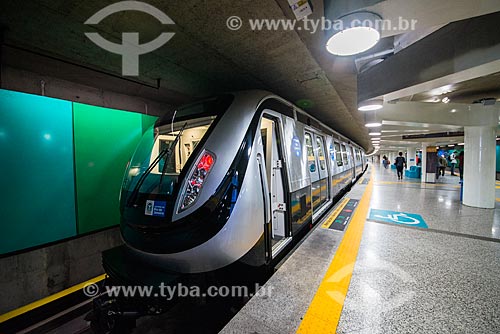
[438, 154, 447, 176]
[449, 151, 457, 176]
[458, 150, 464, 181]
[382, 155, 388, 169]
[395, 152, 406, 180]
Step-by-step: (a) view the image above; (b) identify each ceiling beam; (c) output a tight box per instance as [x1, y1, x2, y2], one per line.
[358, 11, 500, 102]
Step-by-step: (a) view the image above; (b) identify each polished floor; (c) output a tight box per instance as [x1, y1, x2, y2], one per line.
[372, 165, 500, 239]
[223, 163, 500, 334]
[338, 164, 500, 334]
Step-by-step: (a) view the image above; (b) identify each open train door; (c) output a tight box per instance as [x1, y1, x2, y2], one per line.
[257, 114, 291, 261]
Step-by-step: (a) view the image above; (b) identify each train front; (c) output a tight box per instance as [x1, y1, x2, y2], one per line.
[117, 93, 267, 275]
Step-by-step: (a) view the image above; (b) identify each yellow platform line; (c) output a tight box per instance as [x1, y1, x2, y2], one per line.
[321, 197, 350, 229]
[0, 274, 106, 323]
[297, 177, 373, 334]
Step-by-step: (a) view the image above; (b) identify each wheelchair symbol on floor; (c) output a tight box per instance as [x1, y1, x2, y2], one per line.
[369, 209, 428, 228]
[374, 213, 420, 225]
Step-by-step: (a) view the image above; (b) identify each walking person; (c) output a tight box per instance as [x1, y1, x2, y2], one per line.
[458, 150, 464, 181]
[438, 154, 447, 177]
[450, 151, 457, 176]
[395, 152, 406, 180]
[382, 155, 388, 169]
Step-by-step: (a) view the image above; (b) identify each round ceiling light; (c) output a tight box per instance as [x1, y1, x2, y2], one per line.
[365, 122, 382, 128]
[327, 27, 380, 56]
[326, 12, 382, 56]
[358, 98, 383, 111]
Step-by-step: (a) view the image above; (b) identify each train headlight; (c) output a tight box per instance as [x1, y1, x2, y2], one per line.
[180, 151, 215, 211]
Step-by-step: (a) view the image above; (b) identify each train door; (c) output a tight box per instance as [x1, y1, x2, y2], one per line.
[259, 115, 290, 258]
[313, 134, 329, 206]
[340, 143, 352, 180]
[350, 146, 357, 179]
[304, 132, 320, 210]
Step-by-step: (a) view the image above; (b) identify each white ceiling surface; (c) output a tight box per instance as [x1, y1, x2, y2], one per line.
[370, 57, 500, 152]
[362, 0, 500, 154]
[322, 0, 500, 153]
[365, 0, 500, 37]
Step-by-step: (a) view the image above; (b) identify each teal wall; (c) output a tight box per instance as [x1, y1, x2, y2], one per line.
[73, 103, 156, 233]
[0, 89, 157, 254]
[496, 144, 500, 173]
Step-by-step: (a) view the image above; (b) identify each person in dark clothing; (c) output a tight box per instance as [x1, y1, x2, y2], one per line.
[395, 152, 406, 180]
[382, 155, 389, 169]
[438, 155, 447, 176]
[458, 150, 464, 181]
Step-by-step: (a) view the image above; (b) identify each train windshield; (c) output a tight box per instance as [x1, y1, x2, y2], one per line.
[122, 95, 233, 206]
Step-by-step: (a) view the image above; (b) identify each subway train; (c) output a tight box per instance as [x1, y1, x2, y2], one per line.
[114, 90, 366, 275]
[93, 90, 366, 330]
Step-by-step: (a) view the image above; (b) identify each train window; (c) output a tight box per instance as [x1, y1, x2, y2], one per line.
[154, 117, 215, 174]
[334, 142, 342, 166]
[304, 133, 315, 169]
[123, 114, 219, 198]
[341, 144, 349, 165]
[316, 137, 326, 171]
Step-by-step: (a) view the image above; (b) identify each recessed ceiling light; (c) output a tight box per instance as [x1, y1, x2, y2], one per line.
[358, 99, 383, 111]
[325, 12, 382, 56]
[450, 109, 457, 113]
[442, 97, 450, 103]
[327, 27, 380, 56]
[365, 122, 382, 128]
[369, 132, 381, 136]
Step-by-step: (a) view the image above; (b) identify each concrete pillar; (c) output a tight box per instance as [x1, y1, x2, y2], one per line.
[463, 126, 496, 209]
[421, 143, 428, 183]
[407, 147, 416, 168]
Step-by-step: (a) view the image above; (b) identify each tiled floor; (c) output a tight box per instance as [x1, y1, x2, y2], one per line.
[371, 165, 500, 239]
[337, 165, 500, 334]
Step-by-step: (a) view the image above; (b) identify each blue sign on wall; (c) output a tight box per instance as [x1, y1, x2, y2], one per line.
[369, 209, 428, 228]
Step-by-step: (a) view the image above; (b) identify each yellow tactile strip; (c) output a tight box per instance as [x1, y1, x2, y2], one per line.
[296, 176, 373, 334]
[321, 197, 350, 229]
[0, 274, 107, 323]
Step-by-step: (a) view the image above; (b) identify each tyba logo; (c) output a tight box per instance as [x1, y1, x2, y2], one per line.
[85, 1, 175, 76]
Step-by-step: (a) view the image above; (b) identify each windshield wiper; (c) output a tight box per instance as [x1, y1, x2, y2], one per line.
[127, 122, 187, 207]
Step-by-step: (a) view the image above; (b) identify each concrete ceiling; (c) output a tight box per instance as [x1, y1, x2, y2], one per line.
[1, 0, 500, 152]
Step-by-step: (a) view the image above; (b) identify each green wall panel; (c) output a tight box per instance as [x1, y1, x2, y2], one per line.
[0, 89, 76, 254]
[496, 144, 500, 173]
[73, 103, 157, 234]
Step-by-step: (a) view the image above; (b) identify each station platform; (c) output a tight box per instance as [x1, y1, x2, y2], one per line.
[221, 164, 500, 334]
